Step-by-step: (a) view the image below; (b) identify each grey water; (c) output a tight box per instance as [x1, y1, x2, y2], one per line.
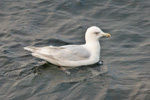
[0, 0, 150, 100]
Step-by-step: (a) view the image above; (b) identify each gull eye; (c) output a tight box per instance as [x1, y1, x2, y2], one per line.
[94, 32, 99, 35]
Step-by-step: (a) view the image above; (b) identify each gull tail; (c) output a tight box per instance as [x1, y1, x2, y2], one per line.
[24, 46, 39, 52]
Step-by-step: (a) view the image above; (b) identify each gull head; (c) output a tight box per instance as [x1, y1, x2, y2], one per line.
[85, 26, 111, 42]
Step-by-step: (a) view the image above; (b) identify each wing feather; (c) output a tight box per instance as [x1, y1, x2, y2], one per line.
[25, 45, 90, 61]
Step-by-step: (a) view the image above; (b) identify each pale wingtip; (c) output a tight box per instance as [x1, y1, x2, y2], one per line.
[24, 47, 27, 50]
[24, 46, 33, 52]
[24, 46, 29, 50]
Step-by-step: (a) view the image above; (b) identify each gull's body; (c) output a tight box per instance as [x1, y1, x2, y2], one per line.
[24, 26, 111, 68]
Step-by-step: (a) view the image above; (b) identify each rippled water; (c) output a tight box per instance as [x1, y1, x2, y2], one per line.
[0, 0, 150, 100]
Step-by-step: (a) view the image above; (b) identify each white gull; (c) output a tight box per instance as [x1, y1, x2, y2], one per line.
[24, 26, 111, 68]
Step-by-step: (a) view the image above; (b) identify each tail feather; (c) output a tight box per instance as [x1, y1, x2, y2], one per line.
[24, 46, 38, 52]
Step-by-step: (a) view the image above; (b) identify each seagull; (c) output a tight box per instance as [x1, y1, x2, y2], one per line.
[24, 26, 111, 69]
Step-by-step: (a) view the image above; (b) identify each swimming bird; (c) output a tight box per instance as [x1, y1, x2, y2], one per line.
[24, 26, 111, 68]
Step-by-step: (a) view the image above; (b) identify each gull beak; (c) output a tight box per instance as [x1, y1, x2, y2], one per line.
[103, 33, 111, 37]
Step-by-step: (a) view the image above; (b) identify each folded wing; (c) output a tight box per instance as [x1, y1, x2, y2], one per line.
[24, 45, 91, 62]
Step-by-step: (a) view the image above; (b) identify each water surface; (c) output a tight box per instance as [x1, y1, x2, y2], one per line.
[0, 0, 150, 100]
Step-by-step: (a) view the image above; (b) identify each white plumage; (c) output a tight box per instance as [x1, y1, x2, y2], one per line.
[24, 26, 111, 68]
